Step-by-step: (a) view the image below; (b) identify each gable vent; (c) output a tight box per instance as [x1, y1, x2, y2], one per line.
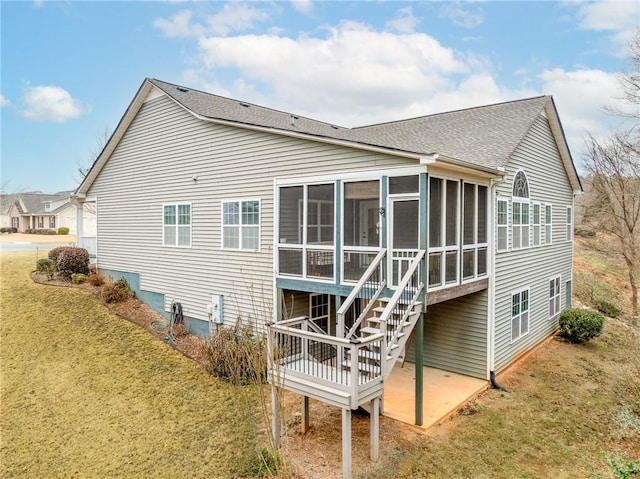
[176, 87, 189, 93]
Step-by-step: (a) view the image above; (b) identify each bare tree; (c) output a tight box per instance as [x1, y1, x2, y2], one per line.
[75, 127, 111, 183]
[583, 30, 640, 318]
[583, 129, 640, 317]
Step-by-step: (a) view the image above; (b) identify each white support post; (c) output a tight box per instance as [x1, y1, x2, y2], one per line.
[342, 408, 352, 479]
[301, 395, 309, 434]
[370, 397, 380, 462]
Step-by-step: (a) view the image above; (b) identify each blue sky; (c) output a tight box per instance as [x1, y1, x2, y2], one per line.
[1, 0, 638, 193]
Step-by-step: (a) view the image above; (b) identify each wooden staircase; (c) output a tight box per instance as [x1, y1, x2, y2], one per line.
[341, 251, 425, 382]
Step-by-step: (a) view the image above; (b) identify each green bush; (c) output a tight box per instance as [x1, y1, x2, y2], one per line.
[56, 247, 90, 279]
[594, 299, 622, 318]
[199, 324, 267, 385]
[36, 258, 56, 280]
[71, 273, 88, 284]
[558, 308, 605, 344]
[100, 277, 135, 303]
[58, 226, 70, 235]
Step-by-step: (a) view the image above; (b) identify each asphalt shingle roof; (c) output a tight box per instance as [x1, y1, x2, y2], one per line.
[149, 78, 551, 170]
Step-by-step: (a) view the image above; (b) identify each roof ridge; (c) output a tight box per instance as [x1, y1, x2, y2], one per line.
[353, 95, 550, 130]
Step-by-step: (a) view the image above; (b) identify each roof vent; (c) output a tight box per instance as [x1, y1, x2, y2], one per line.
[176, 87, 189, 93]
[239, 102, 250, 108]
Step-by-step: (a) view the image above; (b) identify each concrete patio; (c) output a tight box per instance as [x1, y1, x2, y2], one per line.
[383, 363, 489, 429]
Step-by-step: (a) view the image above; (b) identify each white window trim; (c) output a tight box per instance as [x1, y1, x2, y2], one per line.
[497, 198, 509, 252]
[511, 287, 530, 343]
[549, 275, 562, 319]
[511, 169, 531, 250]
[221, 199, 261, 252]
[162, 202, 192, 248]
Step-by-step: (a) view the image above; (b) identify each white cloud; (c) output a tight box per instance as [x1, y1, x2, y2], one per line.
[385, 7, 419, 34]
[154, 10, 197, 38]
[20, 85, 84, 123]
[154, 3, 269, 38]
[291, 0, 313, 15]
[574, 0, 639, 54]
[538, 67, 630, 163]
[195, 20, 480, 125]
[439, 3, 484, 29]
[0, 94, 9, 107]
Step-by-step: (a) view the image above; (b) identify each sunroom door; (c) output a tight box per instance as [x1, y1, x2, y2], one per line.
[389, 197, 419, 287]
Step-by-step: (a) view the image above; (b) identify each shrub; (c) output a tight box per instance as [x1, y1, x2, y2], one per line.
[0, 227, 16, 234]
[58, 226, 70, 235]
[558, 308, 605, 344]
[101, 277, 135, 303]
[36, 258, 56, 280]
[48, 246, 71, 265]
[199, 324, 267, 385]
[45, 229, 58, 235]
[594, 299, 622, 318]
[56, 247, 90, 279]
[71, 273, 88, 284]
[241, 446, 284, 478]
[87, 273, 105, 287]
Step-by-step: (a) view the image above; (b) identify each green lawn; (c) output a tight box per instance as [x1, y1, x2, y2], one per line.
[0, 252, 255, 478]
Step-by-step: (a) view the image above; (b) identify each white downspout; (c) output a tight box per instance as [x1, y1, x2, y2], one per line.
[487, 174, 506, 381]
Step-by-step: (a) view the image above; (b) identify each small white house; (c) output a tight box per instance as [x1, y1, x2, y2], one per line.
[75, 78, 582, 478]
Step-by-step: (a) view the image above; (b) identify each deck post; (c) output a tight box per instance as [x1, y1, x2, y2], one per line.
[342, 407, 352, 479]
[301, 395, 310, 434]
[271, 385, 281, 447]
[370, 397, 380, 462]
[414, 312, 424, 426]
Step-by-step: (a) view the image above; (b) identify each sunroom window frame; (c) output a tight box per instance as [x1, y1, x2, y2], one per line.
[428, 175, 460, 289]
[461, 181, 489, 283]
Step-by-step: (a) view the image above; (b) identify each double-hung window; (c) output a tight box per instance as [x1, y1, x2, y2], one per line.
[511, 288, 530, 342]
[566, 206, 573, 241]
[49, 217, 56, 229]
[512, 171, 530, 249]
[163, 203, 191, 247]
[533, 203, 541, 246]
[222, 200, 260, 251]
[497, 199, 508, 252]
[545, 204, 552, 244]
[549, 276, 561, 318]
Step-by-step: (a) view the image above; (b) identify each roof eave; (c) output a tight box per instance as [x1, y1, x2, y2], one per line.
[544, 99, 583, 193]
[75, 79, 155, 195]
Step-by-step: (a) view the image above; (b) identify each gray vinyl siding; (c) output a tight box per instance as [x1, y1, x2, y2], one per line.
[408, 290, 488, 379]
[87, 91, 415, 331]
[493, 113, 574, 372]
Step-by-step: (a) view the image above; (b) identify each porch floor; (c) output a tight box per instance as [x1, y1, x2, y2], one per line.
[383, 363, 488, 429]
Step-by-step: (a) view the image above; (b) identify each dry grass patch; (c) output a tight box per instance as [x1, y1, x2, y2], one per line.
[0, 252, 254, 478]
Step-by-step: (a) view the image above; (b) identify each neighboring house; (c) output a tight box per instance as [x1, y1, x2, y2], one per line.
[0, 191, 97, 237]
[74, 78, 582, 478]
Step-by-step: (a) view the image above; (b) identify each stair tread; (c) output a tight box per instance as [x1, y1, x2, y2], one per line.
[360, 326, 380, 334]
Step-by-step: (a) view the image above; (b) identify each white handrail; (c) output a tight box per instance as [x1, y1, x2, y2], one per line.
[336, 248, 386, 336]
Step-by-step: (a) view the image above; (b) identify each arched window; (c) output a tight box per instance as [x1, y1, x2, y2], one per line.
[512, 170, 530, 248]
[512, 171, 529, 198]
